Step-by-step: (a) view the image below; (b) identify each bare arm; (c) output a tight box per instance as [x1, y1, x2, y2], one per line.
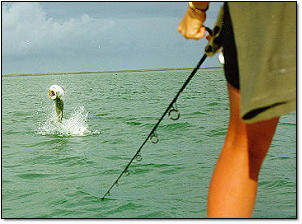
[178, 2, 209, 39]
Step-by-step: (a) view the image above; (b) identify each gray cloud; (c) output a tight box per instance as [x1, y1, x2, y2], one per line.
[2, 2, 223, 74]
[3, 3, 114, 56]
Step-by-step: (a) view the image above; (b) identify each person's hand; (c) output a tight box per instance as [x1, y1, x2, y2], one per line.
[178, 6, 207, 40]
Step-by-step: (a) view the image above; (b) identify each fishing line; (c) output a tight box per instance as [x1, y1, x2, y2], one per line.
[101, 27, 212, 200]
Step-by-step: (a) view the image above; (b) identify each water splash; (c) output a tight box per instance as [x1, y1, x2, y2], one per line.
[38, 106, 100, 136]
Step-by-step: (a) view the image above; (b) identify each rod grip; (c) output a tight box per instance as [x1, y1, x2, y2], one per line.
[205, 26, 212, 36]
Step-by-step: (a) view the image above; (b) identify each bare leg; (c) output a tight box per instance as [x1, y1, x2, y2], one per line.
[207, 83, 279, 218]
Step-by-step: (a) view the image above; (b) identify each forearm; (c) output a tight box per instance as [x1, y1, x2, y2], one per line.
[178, 2, 208, 39]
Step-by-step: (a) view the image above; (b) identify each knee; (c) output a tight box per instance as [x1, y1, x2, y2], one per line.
[245, 120, 279, 180]
[246, 117, 279, 158]
[223, 120, 278, 181]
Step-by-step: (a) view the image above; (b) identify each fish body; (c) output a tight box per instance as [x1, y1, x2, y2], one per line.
[48, 85, 64, 122]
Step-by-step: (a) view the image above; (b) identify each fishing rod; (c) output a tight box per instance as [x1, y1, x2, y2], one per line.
[101, 27, 213, 200]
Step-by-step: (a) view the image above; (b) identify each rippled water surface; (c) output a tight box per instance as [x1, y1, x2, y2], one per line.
[2, 69, 296, 218]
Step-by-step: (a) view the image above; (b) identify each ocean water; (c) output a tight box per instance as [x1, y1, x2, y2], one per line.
[2, 69, 296, 218]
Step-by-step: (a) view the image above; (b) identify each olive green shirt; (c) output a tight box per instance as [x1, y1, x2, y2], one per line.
[207, 2, 296, 123]
[229, 2, 296, 123]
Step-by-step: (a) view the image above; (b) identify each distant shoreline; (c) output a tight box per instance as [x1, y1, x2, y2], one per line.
[3, 66, 223, 77]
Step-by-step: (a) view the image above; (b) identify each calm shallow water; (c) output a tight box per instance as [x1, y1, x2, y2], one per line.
[2, 69, 296, 218]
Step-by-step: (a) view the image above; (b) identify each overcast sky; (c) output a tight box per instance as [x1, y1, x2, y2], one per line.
[2, 2, 223, 75]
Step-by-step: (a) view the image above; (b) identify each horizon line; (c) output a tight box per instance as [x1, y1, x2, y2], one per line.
[2, 66, 223, 77]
